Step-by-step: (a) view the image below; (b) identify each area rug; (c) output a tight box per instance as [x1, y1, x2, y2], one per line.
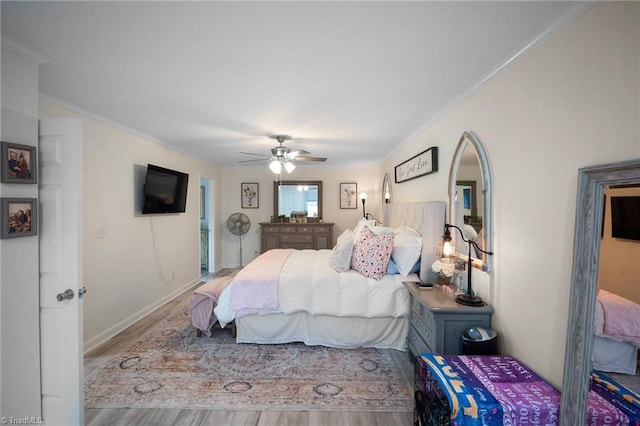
[84, 297, 413, 412]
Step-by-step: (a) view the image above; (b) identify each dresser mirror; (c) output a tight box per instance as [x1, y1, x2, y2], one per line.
[273, 180, 323, 219]
[560, 159, 640, 425]
[448, 131, 492, 271]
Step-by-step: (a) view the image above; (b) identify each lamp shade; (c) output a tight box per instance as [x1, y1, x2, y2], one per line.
[284, 161, 296, 173]
[269, 160, 282, 174]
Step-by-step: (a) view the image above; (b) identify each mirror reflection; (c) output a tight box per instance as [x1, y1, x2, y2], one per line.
[273, 180, 323, 219]
[448, 132, 492, 271]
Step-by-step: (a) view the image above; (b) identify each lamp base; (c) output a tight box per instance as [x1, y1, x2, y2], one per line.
[455, 293, 485, 307]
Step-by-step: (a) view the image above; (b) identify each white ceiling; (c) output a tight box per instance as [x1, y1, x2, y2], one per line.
[2, 1, 585, 167]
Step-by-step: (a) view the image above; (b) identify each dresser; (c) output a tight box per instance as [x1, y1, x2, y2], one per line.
[403, 282, 493, 356]
[260, 222, 334, 252]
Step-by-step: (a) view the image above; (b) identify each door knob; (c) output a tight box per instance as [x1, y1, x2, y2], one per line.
[56, 289, 74, 302]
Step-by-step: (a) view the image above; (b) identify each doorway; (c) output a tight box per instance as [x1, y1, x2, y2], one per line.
[200, 177, 214, 275]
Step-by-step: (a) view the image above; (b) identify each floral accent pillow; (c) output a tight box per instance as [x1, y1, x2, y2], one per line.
[351, 226, 394, 280]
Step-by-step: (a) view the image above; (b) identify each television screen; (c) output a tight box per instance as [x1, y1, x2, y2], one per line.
[611, 196, 640, 241]
[142, 164, 189, 214]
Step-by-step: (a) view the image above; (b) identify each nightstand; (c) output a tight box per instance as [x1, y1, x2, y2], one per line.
[403, 281, 493, 356]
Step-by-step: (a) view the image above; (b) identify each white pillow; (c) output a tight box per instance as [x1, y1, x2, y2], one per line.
[330, 229, 354, 272]
[353, 218, 392, 242]
[391, 225, 423, 276]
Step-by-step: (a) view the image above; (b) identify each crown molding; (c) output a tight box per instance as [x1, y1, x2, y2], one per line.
[386, 1, 597, 161]
[1, 36, 50, 65]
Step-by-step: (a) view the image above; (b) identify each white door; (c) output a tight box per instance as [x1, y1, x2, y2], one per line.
[39, 118, 83, 425]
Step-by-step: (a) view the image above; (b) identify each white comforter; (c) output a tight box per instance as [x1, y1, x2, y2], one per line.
[215, 249, 412, 328]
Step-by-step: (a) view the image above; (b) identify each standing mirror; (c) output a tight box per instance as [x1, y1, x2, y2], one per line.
[448, 131, 492, 271]
[273, 180, 323, 219]
[560, 159, 640, 425]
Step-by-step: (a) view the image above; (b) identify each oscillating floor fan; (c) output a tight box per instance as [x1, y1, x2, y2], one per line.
[226, 212, 251, 267]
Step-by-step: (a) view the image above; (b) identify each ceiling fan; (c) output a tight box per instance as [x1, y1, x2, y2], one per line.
[239, 135, 327, 174]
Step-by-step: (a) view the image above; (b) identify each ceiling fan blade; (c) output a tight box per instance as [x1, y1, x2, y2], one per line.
[294, 156, 327, 162]
[238, 158, 268, 163]
[239, 151, 269, 157]
[287, 149, 310, 159]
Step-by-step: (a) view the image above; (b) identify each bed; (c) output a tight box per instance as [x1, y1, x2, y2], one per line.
[203, 201, 446, 351]
[593, 289, 640, 375]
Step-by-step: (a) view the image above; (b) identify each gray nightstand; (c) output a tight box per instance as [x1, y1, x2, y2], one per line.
[403, 281, 493, 356]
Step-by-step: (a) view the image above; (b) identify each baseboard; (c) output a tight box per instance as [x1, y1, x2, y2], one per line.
[83, 277, 201, 354]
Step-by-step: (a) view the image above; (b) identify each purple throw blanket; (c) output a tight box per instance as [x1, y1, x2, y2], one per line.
[420, 354, 640, 426]
[420, 354, 560, 425]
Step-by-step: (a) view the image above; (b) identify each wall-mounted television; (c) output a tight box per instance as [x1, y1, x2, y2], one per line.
[141, 164, 189, 214]
[611, 196, 640, 241]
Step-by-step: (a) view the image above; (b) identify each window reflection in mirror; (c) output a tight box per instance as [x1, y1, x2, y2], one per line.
[448, 132, 492, 271]
[273, 180, 323, 218]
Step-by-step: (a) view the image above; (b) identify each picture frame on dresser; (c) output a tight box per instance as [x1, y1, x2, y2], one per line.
[241, 182, 258, 209]
[1, 141, 37, 184]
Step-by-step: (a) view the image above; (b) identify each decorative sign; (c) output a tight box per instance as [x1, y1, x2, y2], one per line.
[394, 147, 438, 183]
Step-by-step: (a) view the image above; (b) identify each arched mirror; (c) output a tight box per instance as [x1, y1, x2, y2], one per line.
[448, 131, 492, 271]
[382, 172, 392, 205]
[273, 180, 323, 219]
[560, 159, 640, 425]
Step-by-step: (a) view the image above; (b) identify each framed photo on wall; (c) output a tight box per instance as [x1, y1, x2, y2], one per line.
[1, 141, 37, 184]
[1, 198, 38, 239]
[340, 182, 358, 209]
[241, 183, 259, 208]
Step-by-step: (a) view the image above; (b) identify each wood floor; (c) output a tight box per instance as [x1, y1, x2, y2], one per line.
[84, 269, 416, 426]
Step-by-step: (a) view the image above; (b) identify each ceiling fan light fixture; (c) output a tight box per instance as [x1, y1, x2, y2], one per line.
[284, 161, 296, 173]
[269, 159, 282, 174]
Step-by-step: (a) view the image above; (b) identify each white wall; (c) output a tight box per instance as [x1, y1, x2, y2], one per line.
[220, 164, 381, 267]
[38, 98, 223, 352]
[0, 43, 43, 418]
[383, 2, 640, 387]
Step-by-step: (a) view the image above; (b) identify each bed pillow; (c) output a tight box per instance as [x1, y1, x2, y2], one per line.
[386, 258, 421, 275]
[391, 225, 423, 276]
[353, 218, 392, 241]
[330, 229, 355, 272]
[351, 226, 394, 280]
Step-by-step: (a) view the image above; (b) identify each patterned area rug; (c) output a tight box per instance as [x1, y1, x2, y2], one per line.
[84, 298, 413, 412]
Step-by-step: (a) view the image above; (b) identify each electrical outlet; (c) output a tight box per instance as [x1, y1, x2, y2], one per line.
[95, 226, 105, 239]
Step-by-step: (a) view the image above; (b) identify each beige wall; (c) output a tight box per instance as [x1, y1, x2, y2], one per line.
[599, 187, 640, 304]
[39, 98, 223, 351]
[219, 164, 382, 268]
[382, 2, 639, 387]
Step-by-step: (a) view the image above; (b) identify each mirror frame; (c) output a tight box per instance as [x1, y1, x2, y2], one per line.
[448, 131, 493, 271]
[560, 158, 640, 425]
[273, 180, 323, 219]
[382, 172, 392, 205]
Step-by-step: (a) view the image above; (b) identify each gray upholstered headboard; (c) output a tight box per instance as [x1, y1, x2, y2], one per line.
[388, 202, 446, 283]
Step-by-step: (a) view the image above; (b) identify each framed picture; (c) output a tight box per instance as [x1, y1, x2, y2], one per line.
[241, 183, 259, 208]
[1, 198, 38, 239]
[395, 146, 438, 184]
[1, 141, 37, 184]
[340, 182, 358, 209]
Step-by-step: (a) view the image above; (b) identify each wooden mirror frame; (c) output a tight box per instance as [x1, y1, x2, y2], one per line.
[448, 131, 493, 271]
[273, 180, 323, 219]
[560, 158, 640, 425]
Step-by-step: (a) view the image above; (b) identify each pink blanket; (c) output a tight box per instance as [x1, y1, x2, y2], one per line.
[599, 289, 640, 346]
[190, 276, 234, 336]
[230, 249, 293, 315]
